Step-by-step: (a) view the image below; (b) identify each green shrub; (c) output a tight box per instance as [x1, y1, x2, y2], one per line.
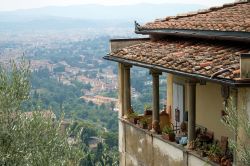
[0, 60, 83, 165]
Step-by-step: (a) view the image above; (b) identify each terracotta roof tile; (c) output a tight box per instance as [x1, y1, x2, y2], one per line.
[109, 40, 250, 80]
[142, 1, 250, 32]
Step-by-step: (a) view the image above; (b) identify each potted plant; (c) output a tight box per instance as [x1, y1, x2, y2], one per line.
[162, 125, 175, 142]
[220, 147, 233, 166]
[220, 156, 233, 166]
[207, 143, 222, 163]
[127, 112, 139, 124]
[139, 117, 148, 129]
[197, 142, 209, 157]
[144, 104, 152, 115]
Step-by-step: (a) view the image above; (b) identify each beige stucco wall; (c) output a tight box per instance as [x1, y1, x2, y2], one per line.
[196, 83, 233, 140]
[188, 154, 211, 166]
[119, 120, 126, 166]
[125, 122, 183, 166]
[123, 121, 184, 166]
[120, 120, 214, 166]
[240, 58, 250, 78]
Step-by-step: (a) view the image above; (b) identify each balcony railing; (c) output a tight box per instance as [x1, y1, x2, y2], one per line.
[119, 117, 229, 166]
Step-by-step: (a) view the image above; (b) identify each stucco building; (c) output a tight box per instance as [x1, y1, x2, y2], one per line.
[104, 1, 250, 166]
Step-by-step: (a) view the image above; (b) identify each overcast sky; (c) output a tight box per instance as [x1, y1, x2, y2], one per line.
[1, 0, 234, 11]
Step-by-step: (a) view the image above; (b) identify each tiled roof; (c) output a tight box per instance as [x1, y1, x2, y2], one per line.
[142, 1, 250, 32]
[109, 39, 250, 80]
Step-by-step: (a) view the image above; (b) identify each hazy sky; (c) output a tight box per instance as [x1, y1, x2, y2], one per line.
[1, 0, 234, 11]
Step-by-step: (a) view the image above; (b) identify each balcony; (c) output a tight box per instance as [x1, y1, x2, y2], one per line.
[116, 62, 234, 166]
[119, 118, 221, 166]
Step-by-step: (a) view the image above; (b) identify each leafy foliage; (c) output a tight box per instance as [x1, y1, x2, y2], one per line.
[162, 125, 174, 135]
[70, 120, 119, 166]
[223, 95, 250, 165]
[23, 68, 118, 132]
[0, 60, 83, 165]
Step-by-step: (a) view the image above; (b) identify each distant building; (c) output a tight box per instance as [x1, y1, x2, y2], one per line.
[30, 60, 54, 72]
[80, 95, 119, 111]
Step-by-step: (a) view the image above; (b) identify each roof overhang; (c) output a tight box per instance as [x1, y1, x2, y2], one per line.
[104, 55, 250, 87]
[135, 28, 250, 43]
[134, 20, 250, 43]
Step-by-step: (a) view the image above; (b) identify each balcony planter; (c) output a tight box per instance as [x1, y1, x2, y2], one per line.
[208, 155, 221, 164]
[220, 156, 232, 166]
[144, 110, 152, 116]
[162, 126, 175, 142]
[144, 104, 152, 116]
[197, 149, 207, 157]
[162, 133, 175, 142]
[207, 143, 222, 164]
[139, 117, 148, 129]
[128, 112, 139, 124]
[129, 117, 139, 124]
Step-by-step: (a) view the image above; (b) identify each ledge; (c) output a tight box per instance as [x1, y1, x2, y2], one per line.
[119, 118, 219, 166]
[120, 118, 185, 151]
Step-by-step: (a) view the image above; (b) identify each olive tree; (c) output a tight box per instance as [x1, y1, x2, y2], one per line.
[0, 60, 83, 165]
[223, 92, 250, 165]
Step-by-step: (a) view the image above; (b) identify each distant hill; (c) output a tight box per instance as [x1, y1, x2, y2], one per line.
[0, 3, 204, 22]
[0, 3, 204, 31]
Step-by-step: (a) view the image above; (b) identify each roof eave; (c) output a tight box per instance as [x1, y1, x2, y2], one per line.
[104, 55, 250, 87]
[135, 28, 250, 43]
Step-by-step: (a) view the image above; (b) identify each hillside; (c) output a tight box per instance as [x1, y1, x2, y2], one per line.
[0, 3, 204, 31]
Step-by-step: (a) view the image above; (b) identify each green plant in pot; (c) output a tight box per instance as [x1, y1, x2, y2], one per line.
[139, 117, 148, 129]
[144, 104, 152, 115]
[162, 125, 175, 142]
[207, 143, 222, 163]
[127, 112, 139, 124]
[197, 142, 209, 157]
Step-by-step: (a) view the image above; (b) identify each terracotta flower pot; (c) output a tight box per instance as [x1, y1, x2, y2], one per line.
[162, 133, 175, 142]
[208, 155, 221, 163]
[129, 117, 139, 124]
[144, 110, 152, 115]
